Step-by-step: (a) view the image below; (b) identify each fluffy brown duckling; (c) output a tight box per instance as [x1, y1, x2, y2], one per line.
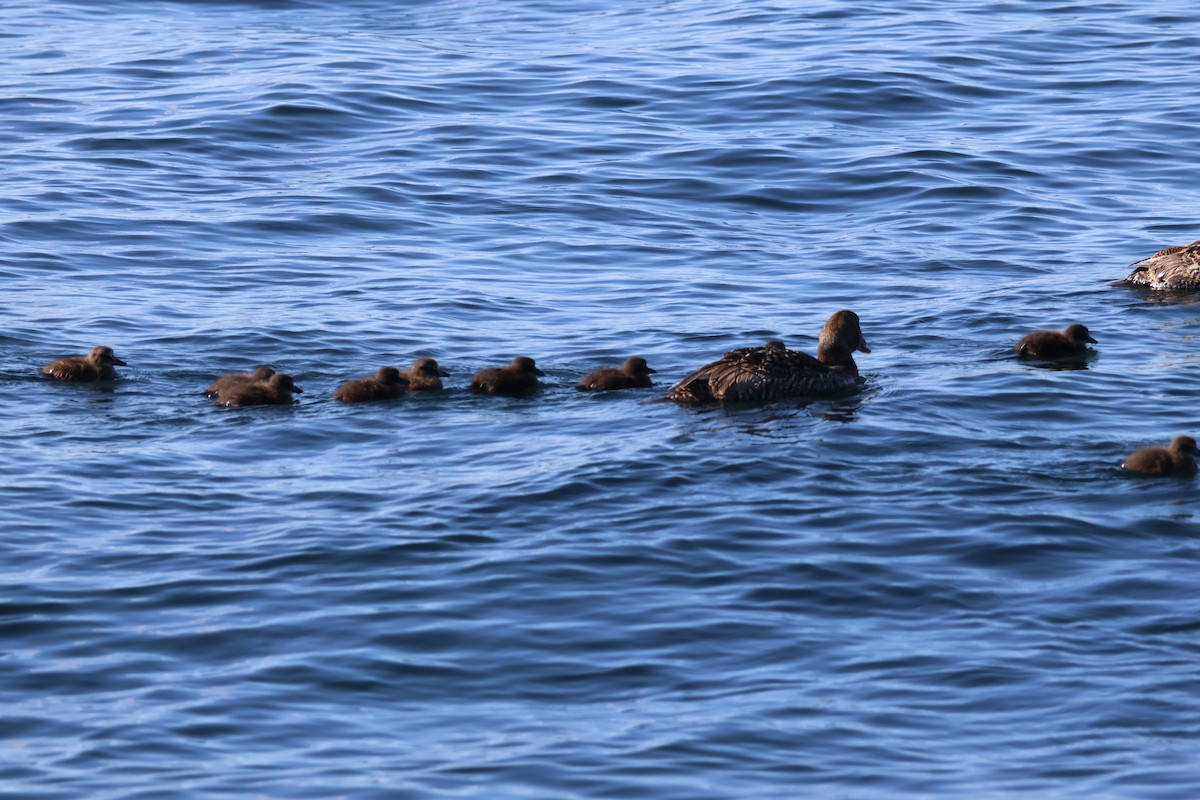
[469, 356, 544, 397]
[1122, 436, 1199, 477]
[1014, 324, 1097, 359]
[400, 357, 450, 392]
[333, 367, 410, 403]
[42, 345, 127, 382]
[206, 366, 276, 399]
[666, 311, 869, 403]
[577, 356, 657, 391]
[220, 372, 303, 408]
[1121, 240, 1200, 290]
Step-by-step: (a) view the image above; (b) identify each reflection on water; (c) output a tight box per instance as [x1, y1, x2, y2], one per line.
[3, 0, 1200, 797]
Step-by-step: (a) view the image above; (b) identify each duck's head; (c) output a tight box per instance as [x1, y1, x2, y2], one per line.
[377, 366, 408, 386]
[414, 357, 450, 378]
[1170, 435, 1199, 456]
[511, 356, 545, 376]
[623, 356, 656, 375]
[90, 346, 127, 367]
[271, 373, 303, 393]
[1064, 323, 1098, 345]
[821, 310, 870, 354]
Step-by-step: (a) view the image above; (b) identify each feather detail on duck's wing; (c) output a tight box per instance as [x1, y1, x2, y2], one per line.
[666, 346, 833, 402]
[1124, 242, 1200, 289]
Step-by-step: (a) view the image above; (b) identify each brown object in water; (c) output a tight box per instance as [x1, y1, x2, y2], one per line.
[333, 367, 410, 403]
[1122, 436, 1199, 477]
[42, 345, 127, 382]
[469, 356, 544, 397]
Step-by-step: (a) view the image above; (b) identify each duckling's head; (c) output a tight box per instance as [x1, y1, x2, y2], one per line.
[1064, 323, 1097, 345]
[511, 356, 545, 376]
[1170, 435, 1199, 456]
[271, 373, 303, 393]
[623, 356, 656, 375]
[377, 367, 408, 386]
[90, 346, 127, 367]
[414, 357, 450, 378]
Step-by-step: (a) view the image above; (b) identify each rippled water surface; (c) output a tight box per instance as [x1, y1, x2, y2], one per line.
[3, 1, 1200, 797]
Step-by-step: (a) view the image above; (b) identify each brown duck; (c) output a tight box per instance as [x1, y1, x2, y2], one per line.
[469, 356, 544, 397]
[206, 366, 275, 399]
[577, 356, 656, 391]
[333, 367, 410, 403]
[1014, 324, 1097, 359]
[42, 345, 127, 382]
[665, 310, 870, 403]
[220, 373, 303, 408]
[400, 357, 450, 392]
[1121, 240, 1200, 290]
[1122, 436, 1199, 477]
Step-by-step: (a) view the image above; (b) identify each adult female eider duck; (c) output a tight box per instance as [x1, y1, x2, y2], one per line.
[577, 356, 656, 391]
[42, 345, 127, 382]
[333, 367, 409, 403]
[1121, 240, 1200, 290]
[469, 356, 544, 397]
[400, 357, 450, 392]
[206, 366, 275, 398]
[1014, 324, 1097, 359]
[1122, 435, 1199, 477]
[665, 310, 870, 403]
[219, 372, 303, 408]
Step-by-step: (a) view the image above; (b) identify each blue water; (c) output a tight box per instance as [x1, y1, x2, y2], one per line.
[3, 1, 1200, 797]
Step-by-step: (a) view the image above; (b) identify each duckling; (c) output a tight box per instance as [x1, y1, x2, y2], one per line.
[469, 356, 544, 397]
[665, 311, 869, 403]
[1121, 240, 1200, 290]
[333, 367, 409, 403]
[42, 345, 127, 382]
[206, 366, 275, 398]
[220, 372, 303, 408]
[577, 356, 656, 391]
[1122, 436, 1199, 477]
[1014, 324, 1097, 359]
[400, 357, 450, 392]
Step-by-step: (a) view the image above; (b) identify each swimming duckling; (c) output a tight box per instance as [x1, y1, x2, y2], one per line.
[1122, 436, 1199, 477]
[42, 345, 127, 382]
[400, 357, 450, 392]
[665, 311, 869, 403]
[469, 356, 544, 397]
[206, 366, 275, 398]
[1121, 240, 1200, 290]
[1014, 324, 1097, 359]
[577, 356, 657, 391]
[220, 372, 303, 408]
[333, 367, 410, 403]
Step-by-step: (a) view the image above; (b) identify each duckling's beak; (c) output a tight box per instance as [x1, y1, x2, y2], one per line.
[534, 368, 546, 376]
[438, 368, 450, 376]
[645, 366, 658, 373]
[1086, 334, 1098, 344]
[292, 385, 305, 394]
[111, 355, 128, 366]
[858, 337, 871, 354]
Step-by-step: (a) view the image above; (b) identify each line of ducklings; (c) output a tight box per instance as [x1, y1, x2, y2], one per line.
[35, 241, 1200, 479]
